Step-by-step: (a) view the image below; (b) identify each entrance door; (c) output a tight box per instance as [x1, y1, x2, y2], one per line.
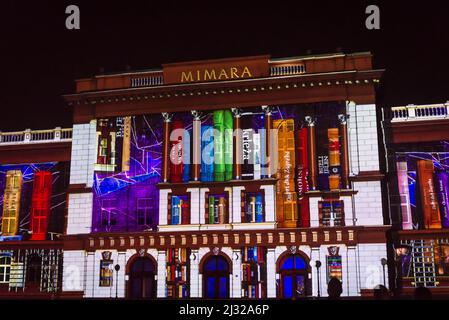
[278, 254, 311, 298]
[128, 257, 156, 299]
[203, 255, 230, 299]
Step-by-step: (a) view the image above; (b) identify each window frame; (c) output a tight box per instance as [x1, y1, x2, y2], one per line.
[99, 259, 114, 287]
[136, 198, 154, 227]
[0, 256, 12, 283]
[100, 199, 119, 227]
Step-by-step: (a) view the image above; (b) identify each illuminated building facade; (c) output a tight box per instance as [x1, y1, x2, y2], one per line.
[383, 102, 449, 296]
[0, 52, 390, 299]
[0, 128, 72, 298]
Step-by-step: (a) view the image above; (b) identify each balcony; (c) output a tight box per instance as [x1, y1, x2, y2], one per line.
[0, 128, 72, 146]
[269, 63, 306, 76]
[391, 103, 449, 122]
[0, 128, 73, 163]
[130, 72, 164, 88]
[387, 103, 449, 144]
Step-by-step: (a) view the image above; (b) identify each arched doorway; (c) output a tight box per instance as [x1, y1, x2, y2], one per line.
[127, 256, 156, 299]
[202, 255, 230, 299]
[26, 254, 42, 290]
[277, 252, 312, 298]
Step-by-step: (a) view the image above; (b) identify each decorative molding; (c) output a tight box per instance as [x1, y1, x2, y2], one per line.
[305, 189, 358, 198]
[59, 226, 390, 251]
[350, 171, 384, 182]
[67, 184, 93, 194]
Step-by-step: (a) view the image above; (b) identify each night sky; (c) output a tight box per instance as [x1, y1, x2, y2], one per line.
[2, 0, 449, 131]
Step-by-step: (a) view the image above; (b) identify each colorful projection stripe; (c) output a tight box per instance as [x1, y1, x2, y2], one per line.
[30, 171, 52, 240]
[396, 152, 449, 230]
[93, 115, 164, 232]
[1, 170, 23, 236]
[417, 160, 442, 229]
[0, 162, 68, 240]
[223, 110, 234, 181]
[396, 161, 413, 230]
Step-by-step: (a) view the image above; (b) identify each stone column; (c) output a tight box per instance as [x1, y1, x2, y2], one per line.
[262, 106, 273, 178]
[156, 250, 167, 298]
[266, 248, 277, 298]
[117, 251, 126, 298]
[86, 252, 95, 298]
[189, 249, 200, 297]
[191, 110, 202, 181]
[162, 113, 173, 183]
[346, 246, 359, 296]
[231, 108, 242, 180]
[338, 114, 350, 189]
[305, 116, 317, 190]
[310, 247, 321, 297]
[232, 249, 242, 298]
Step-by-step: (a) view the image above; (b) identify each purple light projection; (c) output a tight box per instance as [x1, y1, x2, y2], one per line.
[92, 115, 164, 232]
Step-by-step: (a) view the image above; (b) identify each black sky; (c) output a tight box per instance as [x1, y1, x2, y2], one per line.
[2, 0, 449, 131]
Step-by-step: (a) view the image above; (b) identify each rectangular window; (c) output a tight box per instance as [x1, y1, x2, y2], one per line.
[101, 199, 118, 227]
[205, 193, 228, 224]
[241, 192, 264, 223]
[318, 200, 345, 227]
[95, 118, 121, 172]
[0, 256, 12, 283]
[326, 255, 343, 282]
[137, 198, 154, 227]
[1, 170, 23, 236]
[30, 171, 52, 240]
[99, 260, 113, 287]
[168, 195, 190, 225]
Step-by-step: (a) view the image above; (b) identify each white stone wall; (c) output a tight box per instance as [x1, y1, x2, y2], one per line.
[358, 243, 389, 291]
[309, 198, 320, 227]
[66, 193, 93, 234]
[315, 245, 350, 297]
[344, 104, 385, 227]
[347, 103, 380, 175]
[66, 120, 97, 235]
[190, 249, 200, 298]
[156, 250, 167, 298]
[81, 249, 163, 299]
[346, 246, 360, 296]
[232, 186, 244, 223]
[266, 248, 276, 298]
[69, 120, 97, 187]
[199, 188, 210, 225]
[88, 251, 128, 298]
[62, 250, 85, 294]
[187, 188, 200, 225]
[353, 181, 384, 225]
